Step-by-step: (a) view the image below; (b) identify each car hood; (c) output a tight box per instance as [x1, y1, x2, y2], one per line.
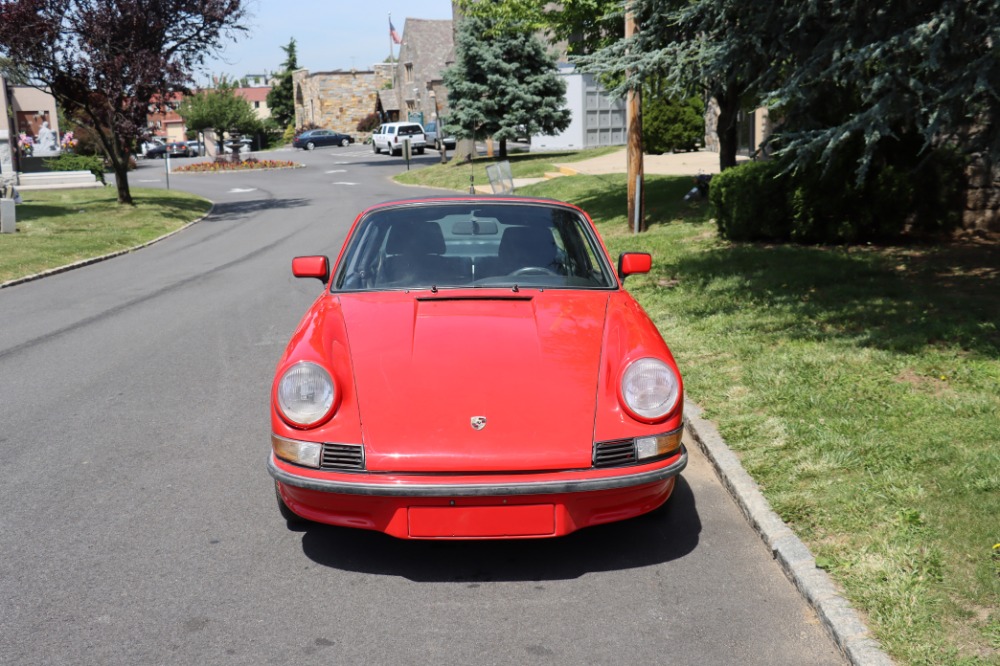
[339, 290, 610, 472]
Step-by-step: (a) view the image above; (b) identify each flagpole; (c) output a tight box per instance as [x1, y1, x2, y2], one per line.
[390, 12, 401, 122]
[388, 12, 395, 65]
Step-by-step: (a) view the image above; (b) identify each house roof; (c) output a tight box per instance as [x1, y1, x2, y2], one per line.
[378, 90, 400, 112]
[234, 87, 270, 103]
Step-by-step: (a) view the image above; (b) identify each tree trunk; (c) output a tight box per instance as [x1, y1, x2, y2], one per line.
[108, 144, 133, 205]
[113, 162, 133, 204]
[498, 138, 507, 159]
[716, 88, 741, 171]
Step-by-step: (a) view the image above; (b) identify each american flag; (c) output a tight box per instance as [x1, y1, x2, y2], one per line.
[389, 18, 402, 45]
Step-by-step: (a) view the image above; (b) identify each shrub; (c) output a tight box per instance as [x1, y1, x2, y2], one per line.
[712, 141, 966, 243]
[710, 160, 789, 241]
[356, 113, 380, 133]
[42, 153, 107, 184]
[643, 96, 705, 154]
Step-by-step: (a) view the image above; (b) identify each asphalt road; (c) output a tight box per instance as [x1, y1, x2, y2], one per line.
[0, 146, 846, 665]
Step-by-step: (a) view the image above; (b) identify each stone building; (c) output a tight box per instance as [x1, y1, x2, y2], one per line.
[390, 18, 455, 127]
[293, 64, 394, 135]
[291, 18, 454, 139]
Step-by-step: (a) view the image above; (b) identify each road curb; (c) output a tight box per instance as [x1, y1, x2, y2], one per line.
[0, 205, 214, 290]
[683, 400, 895, 666]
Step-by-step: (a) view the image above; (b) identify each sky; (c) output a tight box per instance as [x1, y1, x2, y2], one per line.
[197, 0, 455, 84]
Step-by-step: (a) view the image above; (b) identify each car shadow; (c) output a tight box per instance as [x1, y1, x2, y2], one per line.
[296, 476, 701, 581]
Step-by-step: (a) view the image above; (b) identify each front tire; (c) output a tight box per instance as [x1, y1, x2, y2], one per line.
[373, 143, 380, 154]
[341, 138, 350, 147]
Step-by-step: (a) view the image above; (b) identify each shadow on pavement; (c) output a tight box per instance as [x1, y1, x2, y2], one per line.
[296, 476, 701, 581]
[205, 198, 311, 222]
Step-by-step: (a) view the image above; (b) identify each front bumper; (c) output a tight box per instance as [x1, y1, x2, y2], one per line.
[268, 446, 686, 497]
[268, 448, 687, 539]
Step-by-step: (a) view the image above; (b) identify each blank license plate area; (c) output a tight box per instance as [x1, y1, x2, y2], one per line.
[408, 504, 555, 538]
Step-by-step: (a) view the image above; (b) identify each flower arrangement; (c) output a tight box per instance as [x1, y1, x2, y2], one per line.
[17, 133, 34, 156]
[173, 157, 300, 173]
[60, 131, 78, 151]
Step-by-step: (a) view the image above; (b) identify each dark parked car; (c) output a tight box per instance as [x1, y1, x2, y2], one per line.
[145, 141, 190, 159]
[293, 129, 355, 150]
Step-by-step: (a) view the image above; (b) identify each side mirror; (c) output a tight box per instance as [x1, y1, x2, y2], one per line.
[618, 252, 651, 281]
[292, 256, 330, 284]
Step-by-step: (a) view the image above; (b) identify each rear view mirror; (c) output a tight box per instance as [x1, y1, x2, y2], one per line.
[618, 252, 651, 280]
[292, 256, 330, 284]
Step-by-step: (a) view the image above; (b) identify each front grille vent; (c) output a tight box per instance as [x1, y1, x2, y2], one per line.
[320, 443, 365, 471]
[593, 440, 636, 468]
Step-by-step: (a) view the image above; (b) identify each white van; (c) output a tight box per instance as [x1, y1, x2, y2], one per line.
[372, 122, 427, 156]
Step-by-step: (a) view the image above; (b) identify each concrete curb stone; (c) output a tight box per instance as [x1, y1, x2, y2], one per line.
[684, 400, 895, 666]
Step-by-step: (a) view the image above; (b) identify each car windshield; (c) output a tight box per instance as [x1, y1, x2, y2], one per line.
[333, 201, 617, 291]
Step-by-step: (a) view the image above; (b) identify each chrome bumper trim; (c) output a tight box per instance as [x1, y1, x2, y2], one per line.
[268, 446, 687, 497]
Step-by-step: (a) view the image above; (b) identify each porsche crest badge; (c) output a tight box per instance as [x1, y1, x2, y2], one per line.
[470, 416, 487, 430]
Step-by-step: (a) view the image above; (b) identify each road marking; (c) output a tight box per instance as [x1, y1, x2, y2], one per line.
[325, 170, 347, 174]
[136, 179, 160, 183]
[228, 187, 257, 193]
[332, 182, 358, 186]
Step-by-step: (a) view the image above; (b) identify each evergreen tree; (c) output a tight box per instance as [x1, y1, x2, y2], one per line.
[266, 38, 298, 131]
[443, 16, 570, 159]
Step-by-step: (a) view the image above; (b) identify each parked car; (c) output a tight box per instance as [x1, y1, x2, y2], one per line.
[140, 138, 165, 157]
[424, 121, 455, 151]
[293, 129, 354, 150]
[269, 196, 687, 539]
[185, 140, 203, 157]
[145, 141, 190, 159]
[372, 121, 426, 156]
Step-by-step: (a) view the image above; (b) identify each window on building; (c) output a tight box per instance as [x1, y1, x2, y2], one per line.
[404, 63, 413, 83]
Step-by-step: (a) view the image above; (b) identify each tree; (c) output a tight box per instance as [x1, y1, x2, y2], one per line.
[443, 16, 571, 159]
[454, 0, 622, 56]
[266, 38, 297, 131]
[0, 0, 247, 204]
[177, 80, 260, 155]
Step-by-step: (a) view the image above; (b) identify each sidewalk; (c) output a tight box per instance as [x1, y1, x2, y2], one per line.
[494, 148, 742, 193]
[554, 147, 737, 176]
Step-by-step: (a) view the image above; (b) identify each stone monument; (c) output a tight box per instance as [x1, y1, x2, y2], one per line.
[34, 121, 59, 156]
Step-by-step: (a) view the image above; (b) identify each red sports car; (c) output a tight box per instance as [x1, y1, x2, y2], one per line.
[268, 197, 687, 539]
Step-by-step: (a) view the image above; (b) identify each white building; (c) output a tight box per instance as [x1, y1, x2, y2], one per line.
[530, 65, 626, 151]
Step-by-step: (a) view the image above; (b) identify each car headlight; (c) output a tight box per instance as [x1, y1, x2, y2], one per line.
[276, 362, 336, 427]
[620, 358, 680, 421]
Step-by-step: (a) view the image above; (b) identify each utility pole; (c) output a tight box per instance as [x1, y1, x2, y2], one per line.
[625, 5, 645, 233]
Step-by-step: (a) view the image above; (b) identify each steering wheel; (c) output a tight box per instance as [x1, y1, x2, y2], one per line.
[509, 266, 557, 276]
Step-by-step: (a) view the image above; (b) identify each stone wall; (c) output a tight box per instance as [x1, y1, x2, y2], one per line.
[963, 155, 1000, 234]
[293, 67, 392, 137]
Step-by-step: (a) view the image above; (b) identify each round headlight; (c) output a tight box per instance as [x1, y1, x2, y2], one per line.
[621, 358, 680, 421]
[276, 362, 336, 427]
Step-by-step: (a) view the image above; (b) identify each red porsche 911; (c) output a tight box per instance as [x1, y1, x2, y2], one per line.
[268, 197, 687, 539]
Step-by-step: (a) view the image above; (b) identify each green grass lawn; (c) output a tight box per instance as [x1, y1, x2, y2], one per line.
[0, 187, 211, 284]
[419, 168, 1000, 665]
